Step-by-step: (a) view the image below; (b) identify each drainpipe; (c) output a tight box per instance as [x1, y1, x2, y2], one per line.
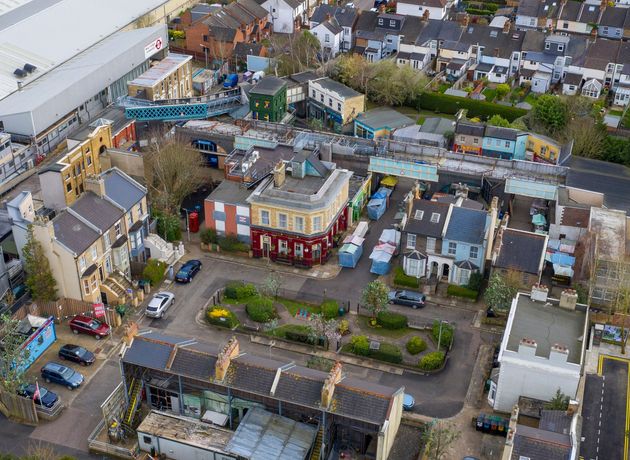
[321, 410, 327, 459]
[178, 375, 184, 415]
[228, 387, 233, 429]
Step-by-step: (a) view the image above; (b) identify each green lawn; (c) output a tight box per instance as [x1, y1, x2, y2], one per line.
[482, 88, 497, 102]
[276, 297, 321, 317]
[221, 295, 257, 306]
[524, 93, 539, 106]
[437, 83, 451, 93]
[609, 109, 624, 117]
[417, 116, 426, 125]
[356, 315, 414, 339]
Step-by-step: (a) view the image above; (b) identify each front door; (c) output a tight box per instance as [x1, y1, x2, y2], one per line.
[295, 243, 304, 258]
[105, 256, 112, 275]
[98, 265, 104, 282]
[312, 244, 321, 264]
[262, 236, 271, 258]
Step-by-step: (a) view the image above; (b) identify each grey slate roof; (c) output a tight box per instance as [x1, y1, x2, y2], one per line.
[563, 72, 583, 86]
[312, 77, 361, 99]
[331, 377, 397, 425]
[600, 6, 628, 29]
[102, 168, 146, 211]
[225, 354, 283, 395]
[455, 121, 485, 137]
[454, 259, 478, 270]
[311, 5, 358, 28]
[53, 211, 100, 255]
[539, 410, 572, 435]
[322, 17, 343, 35]
[251, 76, 287, 96]
[494, 228, 546, 274]
[169, 348, 216, 380]
[233, 42, 265, 58]
[511, 424, 571, 460]
[123, 336, 173, 370]
[445, 207, 487, 245]
[71, 192, 123, 233]
[459, 24, 525, 59]
[404, 200, 450, 238]
[484, 125, 520, 141]
[274, 367, 325, 408]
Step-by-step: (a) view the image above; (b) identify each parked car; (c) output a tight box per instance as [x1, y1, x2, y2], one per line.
[402, 394, 415, 411]
[146, 291, 175, 319]
[175, 260, 202, 283]
[58, 344, 95, 366]
[17, 383, 59, 408]
[388, 290, 426, 309]
[69, 315, 111, 339]
[40, 362, 84, 390]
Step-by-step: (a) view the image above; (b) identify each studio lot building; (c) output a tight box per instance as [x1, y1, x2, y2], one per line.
[0, 25, 168, 154]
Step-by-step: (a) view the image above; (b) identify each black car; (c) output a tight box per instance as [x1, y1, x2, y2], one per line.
[175, 259, 202, 283]
[388, 290, 426, 309]
[58, 344, 95, 366]
[17, 383, 59, 408]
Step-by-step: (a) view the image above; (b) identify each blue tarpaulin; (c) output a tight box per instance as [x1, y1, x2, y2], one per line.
[339, 243, 363, 268]
[546, 251, 576, 266]
[367, 198, 386, 220]
[369, 243, 396, 275]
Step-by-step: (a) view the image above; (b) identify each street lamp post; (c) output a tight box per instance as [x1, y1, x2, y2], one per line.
[182, 208, 191, 242]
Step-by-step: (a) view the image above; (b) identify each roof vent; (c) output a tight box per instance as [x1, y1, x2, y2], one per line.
[13, 68, 27, 78]
[23, 63, 37, 73]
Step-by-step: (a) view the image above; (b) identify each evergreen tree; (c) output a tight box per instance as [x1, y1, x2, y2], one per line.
[23, 225, 57, 302]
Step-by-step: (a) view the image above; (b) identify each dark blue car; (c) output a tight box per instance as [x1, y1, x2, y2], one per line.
[175, 259, 202, 283]
[40, 362, 84, 390]
[17, 383, 59, 408]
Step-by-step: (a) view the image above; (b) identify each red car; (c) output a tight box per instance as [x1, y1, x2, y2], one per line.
[69, 315, 111, 339]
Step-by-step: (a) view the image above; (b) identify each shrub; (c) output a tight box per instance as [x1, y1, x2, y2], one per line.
[246, 296, 276, 322]
[447, 285, 479, 300]
[467, 272, 483, 292]
[377, 311, 408, 330]
[370, 342, 403, 364]
[406, 336, 427, 355]
[418, 351, 445, 371]
[350, 335, 370, 356]
[201, 228, 218, 245]
[283, 325, 316, 344]
[432, 321, 454, 349]
[206, 306, 238, 328]
[321, 299, 339, 319]
[306, 356, 335, 372]
[142, 259, 167, 286]
[224, 281, 258, 300]
[218, 235, 249, 252]
[393, 266, 420, 288]
[338, 319, 350, 335]
[415, 92, 527, 121]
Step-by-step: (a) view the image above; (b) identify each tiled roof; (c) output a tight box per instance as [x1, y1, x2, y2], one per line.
[445, 207, 487, 245]
[53, 211, 100, 255]
[274, 367, 325, 408]
[494, 228, 547, 274]
[331, 377, 396, 424]
[102, 168, 146, 211]
[70, 192, 123, 232]
[455, 120, 485, 136]
[484, 125, 520, 141]
[169, 348, 217, 380]
[225, 354, 283, 395]
[511, 424, 571, 460]
[404, 200, 450, 238]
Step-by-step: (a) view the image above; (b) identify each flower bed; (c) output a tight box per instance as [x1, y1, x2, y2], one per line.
[206, 306, 239, 329]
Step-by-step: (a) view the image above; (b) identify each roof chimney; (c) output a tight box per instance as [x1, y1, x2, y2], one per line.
[503, 18, 511, 34]
[321, 361, 343, 408]
[518, 337, 537, 357]
[273, 161, 286, 188]
[462, 13, 470, 27]
[422, 9, 430, 21]
[530, 284, 548, 302]
[215, 337, 239, 382]
[549, 343, 569, 363]
[85, 175, 106, 198]
[17, 81, 23, 92]
[559, 289, 578, 310]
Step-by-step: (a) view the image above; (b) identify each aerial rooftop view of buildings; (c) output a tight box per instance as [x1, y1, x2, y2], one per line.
[2, 0, 630, 459]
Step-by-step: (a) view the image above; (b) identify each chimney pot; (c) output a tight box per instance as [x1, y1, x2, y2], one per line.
[559, 289, 578, 310]
[531, 284, 549, 302]
[321, 361, 343, 408]
[215, 337, 240, 381]
[273, 161, 286, 188]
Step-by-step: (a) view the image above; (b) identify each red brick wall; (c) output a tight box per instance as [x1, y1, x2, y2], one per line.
[204, 200, 215, 230]
[112, 122, 136, 148]
[224, 203, 238, 235]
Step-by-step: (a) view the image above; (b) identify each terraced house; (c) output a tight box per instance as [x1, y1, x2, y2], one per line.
[248, 149, 352, 266]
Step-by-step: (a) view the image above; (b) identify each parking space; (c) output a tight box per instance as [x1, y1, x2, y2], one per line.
[22, 322, 117, 409]
[581, 356, 629, 460]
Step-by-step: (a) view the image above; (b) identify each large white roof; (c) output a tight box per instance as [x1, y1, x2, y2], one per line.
[0, 0, 174, 101]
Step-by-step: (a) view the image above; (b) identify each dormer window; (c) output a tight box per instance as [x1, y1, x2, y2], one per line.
[545, 42, 550, 50]
[558, 44, 564, 52]
[430, 212, 440, 223]
[414, 210, 424, 220]
[378, 18, 383, 25]
[390, 20, 395, 27]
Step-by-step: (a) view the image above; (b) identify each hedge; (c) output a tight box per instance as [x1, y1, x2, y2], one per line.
[415, 92, 527, 122]
[377, 311, 408, 330]
[349, 336, 402, 363]
[321, 300, 339, 319]
[218, 236, 249, 252]
[283, 325, 318, 345]
[418, 351, 445, 371]
[432, 320, 454, 349]
[201, 228, 218, 245]
[447, 285, 479, 300]
[393, 266, 420, 288]
[206, 306, 238, 329]
[406, 336, 427, 355]
[465, 7, 494, 15]
[143, 259, 167, 286]
[246, 296, 276, 322]
[224, 281, 257, 300]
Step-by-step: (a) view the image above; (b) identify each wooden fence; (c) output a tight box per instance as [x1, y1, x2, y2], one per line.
[0, 389, 38, 425]
[13, 298, 120, 329]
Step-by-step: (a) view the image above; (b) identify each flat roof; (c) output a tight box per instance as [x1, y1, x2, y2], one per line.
[250, 76, 287, 96]
[137, 411, 232, 452]
[0, 0, 173, 102]
[0, 25, 167, 136]
[354, 107, 414, 131]
[566, 156, 630, 213]
[206, 180, 253, 206]
[589, 207, 627, 260]
[128, 53, 192, 88]
[506, 293, 587, 365]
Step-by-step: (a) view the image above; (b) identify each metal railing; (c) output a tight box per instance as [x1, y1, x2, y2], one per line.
[87, 419, 139, 459]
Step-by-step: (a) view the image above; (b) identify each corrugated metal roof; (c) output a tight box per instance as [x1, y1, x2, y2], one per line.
[128, 53, 192, 88]
[226, 407, 317, 460]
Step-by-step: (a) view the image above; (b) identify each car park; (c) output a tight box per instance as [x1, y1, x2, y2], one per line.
[145, 291, 175, 318]
[388, 290, 426, 309]
[58, 344, 95, 366]
[40, 362, 84, 390]
[69, 315, 111, 339]
[175, 259, 202, 283]
[17, 383, 59, 408]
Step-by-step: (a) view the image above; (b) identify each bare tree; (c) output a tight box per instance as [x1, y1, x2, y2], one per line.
[262, 272, 282, 299]
[422, 420, 460, 460]
[145, 135, 208, 215]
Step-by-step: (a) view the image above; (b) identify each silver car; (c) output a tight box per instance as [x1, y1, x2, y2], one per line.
[145, 291, 175, 318]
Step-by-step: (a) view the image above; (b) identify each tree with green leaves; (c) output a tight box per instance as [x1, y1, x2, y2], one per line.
[532, 94, 568, 134]
[487, 114, 511, 128]
[544, 388, 570, 410]
[361, 280, 390, 319]
[23, 225, 57, 302]
[495, 83, 510, 100]
[422, 420, 460, 460]
[484, 272, 519, 312]
[0, 314, 30, 394]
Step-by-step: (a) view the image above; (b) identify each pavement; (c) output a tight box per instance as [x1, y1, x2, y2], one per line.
[581, 355, 630, 460]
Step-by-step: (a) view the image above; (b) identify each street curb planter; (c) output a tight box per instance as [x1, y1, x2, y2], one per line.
[338, 350, 449, 375]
